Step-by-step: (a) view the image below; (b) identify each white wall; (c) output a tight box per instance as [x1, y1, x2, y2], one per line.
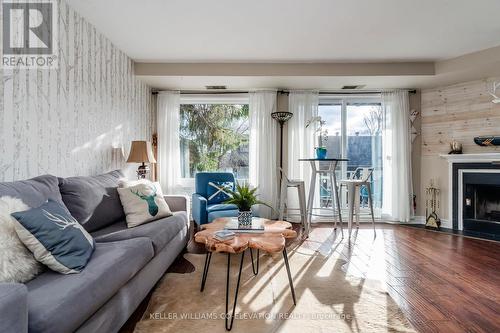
[0, 0, 153, 181]
[419, 77, 500, 222]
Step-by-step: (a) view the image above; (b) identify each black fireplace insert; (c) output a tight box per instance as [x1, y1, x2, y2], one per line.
[463, 172, 500, 235]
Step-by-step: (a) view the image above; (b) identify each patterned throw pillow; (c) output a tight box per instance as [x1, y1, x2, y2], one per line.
[11, 199, 95, 274]
[206, 181, 234, 205]
[117, 181, 172, 228]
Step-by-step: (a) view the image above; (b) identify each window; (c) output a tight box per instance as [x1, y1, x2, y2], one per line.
[318, 97, 383, 214]
[179, 96, 249, 182]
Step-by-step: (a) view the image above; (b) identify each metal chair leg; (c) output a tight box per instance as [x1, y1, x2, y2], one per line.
[225, 252, 245, 331]
[200, 252, 212, 292]
[282, 248, 296, 305]
[366, 183, 376, 235]
[249, 248, 259, 275]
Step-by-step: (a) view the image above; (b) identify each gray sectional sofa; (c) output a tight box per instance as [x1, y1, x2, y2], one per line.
[0, 172, 190, 333]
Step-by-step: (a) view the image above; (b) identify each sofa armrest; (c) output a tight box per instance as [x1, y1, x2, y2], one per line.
[0, 283, 28, 333]
[164, 195, 188, 213]
[191, 193, 207, 226]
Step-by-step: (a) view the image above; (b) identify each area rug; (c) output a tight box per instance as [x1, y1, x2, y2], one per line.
[134, 243, 415, 333]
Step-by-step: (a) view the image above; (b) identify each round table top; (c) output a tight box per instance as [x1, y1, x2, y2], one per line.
[298, 158, 349, 161]
[194, 218, 297, 254]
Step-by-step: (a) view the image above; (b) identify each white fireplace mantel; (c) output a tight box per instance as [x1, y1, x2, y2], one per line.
[440, 153, 500, 163]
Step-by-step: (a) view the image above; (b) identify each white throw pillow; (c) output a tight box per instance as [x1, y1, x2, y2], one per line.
[0, 196, 44, 283]
[117, 181, 172, 228]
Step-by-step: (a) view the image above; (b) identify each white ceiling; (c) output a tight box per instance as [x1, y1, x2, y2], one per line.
[67, 0, 500, 62]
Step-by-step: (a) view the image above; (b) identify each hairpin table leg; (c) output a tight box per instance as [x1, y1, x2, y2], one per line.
[249, 248, 259, 275]
[282, 247, 296, 305]
[200, 251, 212, 292]
[225, 252, 245, 331]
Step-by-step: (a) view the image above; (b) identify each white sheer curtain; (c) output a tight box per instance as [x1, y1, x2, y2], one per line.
[381, 90, 414, 222]
[287, 91, 319, 209]
[249, 91, 278, 218]
[157, 91, 181, 194]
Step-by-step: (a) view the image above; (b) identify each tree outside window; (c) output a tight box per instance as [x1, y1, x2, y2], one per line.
[179, 104, 249, 180]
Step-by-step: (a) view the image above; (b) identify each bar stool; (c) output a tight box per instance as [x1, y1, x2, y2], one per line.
[278, 168, 309, 238]
[339, 167, 376, 238]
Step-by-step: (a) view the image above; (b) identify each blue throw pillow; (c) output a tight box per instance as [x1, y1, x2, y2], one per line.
[206, 181, 234, 205]
[11, 199, 95, 274]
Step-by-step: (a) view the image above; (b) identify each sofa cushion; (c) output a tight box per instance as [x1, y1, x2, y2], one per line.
[58, 170, 125, 232]
[91, 211, 188, 253]
[117, 181, 172, 228]
[207, 209, 239, 223]
[0, 175, 63, 209]
[207, 203, 238, 213]
[12, 200, 95, 274]
[26, 238, 154, 333]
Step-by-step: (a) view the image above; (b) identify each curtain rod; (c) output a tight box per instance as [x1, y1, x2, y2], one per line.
[151, 89, 416, 95]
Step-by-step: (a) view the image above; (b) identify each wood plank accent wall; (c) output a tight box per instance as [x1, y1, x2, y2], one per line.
[0, 0, 153, 181]
[421, 78, 500, 156]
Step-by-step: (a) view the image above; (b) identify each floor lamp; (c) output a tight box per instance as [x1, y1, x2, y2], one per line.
[271, 111, 293, 171]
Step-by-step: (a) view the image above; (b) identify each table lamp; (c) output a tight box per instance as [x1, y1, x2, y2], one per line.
[127, 141, 156, 179]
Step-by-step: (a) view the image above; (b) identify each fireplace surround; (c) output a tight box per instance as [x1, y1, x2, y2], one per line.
[441, 153, 500, 240]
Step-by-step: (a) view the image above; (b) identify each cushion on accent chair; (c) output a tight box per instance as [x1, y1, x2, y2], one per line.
[58, 170, 125, 232]
[206, 181, 234, 205]
[11, 199, 95, 274]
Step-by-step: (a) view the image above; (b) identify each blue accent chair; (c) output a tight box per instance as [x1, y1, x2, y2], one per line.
[192, 172, 239, 226]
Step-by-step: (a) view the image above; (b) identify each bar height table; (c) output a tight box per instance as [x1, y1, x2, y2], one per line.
[298, 158, 349, 235]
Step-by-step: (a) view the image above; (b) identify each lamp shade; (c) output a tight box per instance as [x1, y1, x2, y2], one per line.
[126, 141, 156, 163]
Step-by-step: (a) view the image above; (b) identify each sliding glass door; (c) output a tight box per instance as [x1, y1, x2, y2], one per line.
[319, 97, 383, 217]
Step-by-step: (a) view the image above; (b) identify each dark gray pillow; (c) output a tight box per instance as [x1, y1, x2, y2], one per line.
[0, 175, 63, 208]
[58, 170, 126, 232]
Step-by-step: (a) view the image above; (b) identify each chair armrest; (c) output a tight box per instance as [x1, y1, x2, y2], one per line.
[191, 193, 208, 226]
[164, 195, 189, 212]
[0, 283, 28, 333]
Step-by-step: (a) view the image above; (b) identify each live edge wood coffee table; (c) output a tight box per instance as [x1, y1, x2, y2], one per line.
[194, 217, 297, 331]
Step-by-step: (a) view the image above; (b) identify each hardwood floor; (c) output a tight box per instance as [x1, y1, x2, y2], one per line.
[120, 223, 500, 333]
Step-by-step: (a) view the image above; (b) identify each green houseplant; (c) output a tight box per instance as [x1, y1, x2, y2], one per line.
[222, 183, 273, 226]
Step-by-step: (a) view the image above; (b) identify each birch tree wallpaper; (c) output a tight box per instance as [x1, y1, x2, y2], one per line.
[0, 0, 153, 182]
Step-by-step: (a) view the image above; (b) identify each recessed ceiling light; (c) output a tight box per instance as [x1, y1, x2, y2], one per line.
[205, 85, 227, 90]
[341, 85, 365, 90]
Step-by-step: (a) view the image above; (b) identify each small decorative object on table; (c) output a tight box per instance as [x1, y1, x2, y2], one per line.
[425, 179, 441, 229]
[222, 183, 273, 227]
[448, 140, 463, 154]
[126, 141, 156, 179]
[213, 230, 235, 241]
[306, 116, 328, 159]
[474, 136, 500, 146]
[224, 217, 266, 233]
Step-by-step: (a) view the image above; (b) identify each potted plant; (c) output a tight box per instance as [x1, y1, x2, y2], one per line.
[223, 183, 273, 226]
[306, 116, 328, 159]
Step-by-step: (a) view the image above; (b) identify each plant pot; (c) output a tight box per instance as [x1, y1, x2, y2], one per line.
[315, 147, 327, 159]
[237, 210, 252, 226]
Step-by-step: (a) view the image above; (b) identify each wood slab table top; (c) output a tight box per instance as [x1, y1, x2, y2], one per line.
[194, 218, 297, 254]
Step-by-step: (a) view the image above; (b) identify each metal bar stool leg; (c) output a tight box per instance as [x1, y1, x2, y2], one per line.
[297, 183, 308, 238]
[331, 167, 344, 237]
[225, 252, 245, 331]
[279, 179, 287, 221]
[249, 248, 259, 275]
[366, 183, 376, 235]
[282, 247, 296, 305]
[200, 252, 212, 292]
